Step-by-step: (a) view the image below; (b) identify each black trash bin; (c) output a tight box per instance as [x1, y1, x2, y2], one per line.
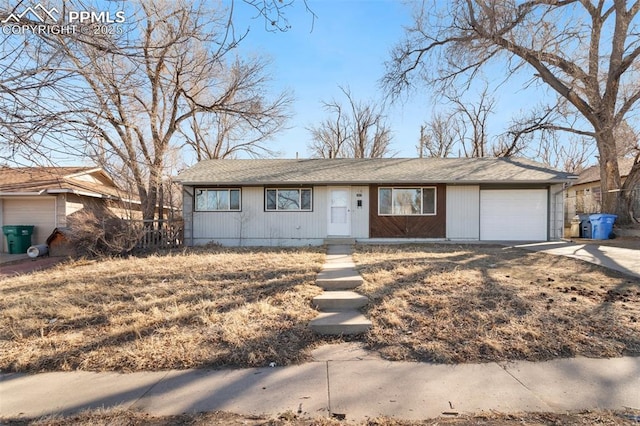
[578, 214, 591, 239]
[2, 225, 34, 254]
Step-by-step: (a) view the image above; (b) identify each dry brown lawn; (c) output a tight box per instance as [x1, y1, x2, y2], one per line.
[354, 244, 640, 363]
[0, 247, 325, 372]
[2, 243, 640, 374]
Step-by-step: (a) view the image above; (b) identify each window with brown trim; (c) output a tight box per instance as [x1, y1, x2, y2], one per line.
[378, 187, 436, 215]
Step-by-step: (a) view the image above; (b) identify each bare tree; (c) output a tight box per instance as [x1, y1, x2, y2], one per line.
[417, 114, 457, 158]
[1, 0, 292, 221]
[384, 0, 640, 222]
[307, 86, 394, 158]
[178, 58, 292, 161]
[307, 100, 350, 158]
[418, 86, 499, 158]
[446, 86, 495, 157]
[614, 120, 640, 158]
[533, 135, 596, 174]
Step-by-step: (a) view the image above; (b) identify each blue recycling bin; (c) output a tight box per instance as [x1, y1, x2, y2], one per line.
[589, 214, 617, 240]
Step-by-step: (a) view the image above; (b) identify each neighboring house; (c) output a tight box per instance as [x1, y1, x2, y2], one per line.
[177, 158, 573, 246]
[565, 157, 639, 221]
[0, 166, 136, 253]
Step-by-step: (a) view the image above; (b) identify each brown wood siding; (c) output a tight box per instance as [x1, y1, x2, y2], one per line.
[369, 184, 446, 238]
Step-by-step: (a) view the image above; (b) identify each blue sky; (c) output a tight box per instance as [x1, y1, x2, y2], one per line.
[232, 0, 427, 158]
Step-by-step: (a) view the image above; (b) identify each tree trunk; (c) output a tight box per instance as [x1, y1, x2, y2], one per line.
[621, 158, 640, 223]
[596, 129, 624, 219]
[143, 181, 158, 222]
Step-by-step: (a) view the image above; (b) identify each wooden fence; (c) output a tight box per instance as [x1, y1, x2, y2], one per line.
[133, 220, 184, 249]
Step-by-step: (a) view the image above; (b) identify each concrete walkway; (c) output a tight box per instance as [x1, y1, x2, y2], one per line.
[1, 344, 639, 421]
[509, 241, 640, 279]
[310, 244, 371, 335]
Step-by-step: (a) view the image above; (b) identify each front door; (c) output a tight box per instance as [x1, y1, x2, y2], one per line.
[327, 187, 351, 236]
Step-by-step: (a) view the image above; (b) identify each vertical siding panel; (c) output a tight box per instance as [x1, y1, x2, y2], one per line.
[550, 184, 564, 240]
[446, 185, 480, 240]
[190, 185, 328, 246]
[182, 186, 194, 246]
[56, 194, 66, 227]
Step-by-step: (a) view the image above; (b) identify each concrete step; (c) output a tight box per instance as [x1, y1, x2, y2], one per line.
[310, 311, 372, 335]
[313, 291, 369, 311]
[324, 253, 355, 264]
[322, 260, 357, 270]
[324, 239, 356, 246]
[316, 269, 364, 290]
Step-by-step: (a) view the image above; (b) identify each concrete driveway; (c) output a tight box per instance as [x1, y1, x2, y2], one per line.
[508, 241, 640, 279]
[0, 254, 63, 278]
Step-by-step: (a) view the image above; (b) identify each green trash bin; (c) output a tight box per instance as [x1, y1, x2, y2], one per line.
[2, 225, 35, 254]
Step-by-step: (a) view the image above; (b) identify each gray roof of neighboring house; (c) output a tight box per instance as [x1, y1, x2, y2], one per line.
[573, 157, 636, 185]
[177, 158, 574, 185]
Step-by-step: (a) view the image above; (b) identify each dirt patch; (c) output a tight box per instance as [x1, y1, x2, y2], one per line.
[0, 247, 327, 372]
[354, 244, 640, 363]
[0, 257, 64, 278]
[2, 409, 638, 425]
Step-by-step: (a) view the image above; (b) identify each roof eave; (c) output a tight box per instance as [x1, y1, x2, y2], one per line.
[180, 179, 574, 186]
[0, 191, 47, 196]
[45, 188, 119, 199]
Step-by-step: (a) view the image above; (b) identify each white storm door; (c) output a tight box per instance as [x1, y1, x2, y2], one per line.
[327, 188, 351, 236]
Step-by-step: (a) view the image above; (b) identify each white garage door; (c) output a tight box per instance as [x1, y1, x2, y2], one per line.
[480, 189, 548, 241]
[2, 198, 56, 249]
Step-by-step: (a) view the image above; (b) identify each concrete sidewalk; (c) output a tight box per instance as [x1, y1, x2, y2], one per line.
[509, 241, 640, 279]
[1, 344, 639, 421]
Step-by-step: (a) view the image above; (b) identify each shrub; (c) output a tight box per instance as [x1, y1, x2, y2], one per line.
[67, 206, 142, 257]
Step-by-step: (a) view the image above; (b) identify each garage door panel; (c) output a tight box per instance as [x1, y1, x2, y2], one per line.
[3, 198, 56, 248]
[480, 190, 547, 241]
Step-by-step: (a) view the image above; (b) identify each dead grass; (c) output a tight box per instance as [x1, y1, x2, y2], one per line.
[354, 244, 640, 363]
[3, 409, 639, 425]
[0, 247, 325, 372]
[3, 243, 640, 373]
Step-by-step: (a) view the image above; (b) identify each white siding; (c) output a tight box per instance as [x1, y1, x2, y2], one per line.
[550, 184, 565, 240]
[190, 186, 327, 246]
[2, 197, 56, 249]
[185, 185, 370, 246]
[65, 193, 85, 217]
[183, 187, 194, 246]
[56, 194, 67, 227]
[446, 185, 480, 240]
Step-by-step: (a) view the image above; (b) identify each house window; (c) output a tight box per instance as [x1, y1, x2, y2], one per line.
[195, 188, 241, 211]
[266, 188, 312, 211]
[378, 187, 436, 215]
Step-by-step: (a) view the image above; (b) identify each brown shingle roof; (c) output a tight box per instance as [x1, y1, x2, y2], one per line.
[573, 157, 636, 185]
[177, 157, 574, 185]
[0, 166, 123, 198]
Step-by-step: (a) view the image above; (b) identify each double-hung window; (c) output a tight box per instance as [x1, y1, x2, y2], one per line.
[195, 188, 241, 211]
[265, 188, 312, 211]
[378, 187, 436, 215]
